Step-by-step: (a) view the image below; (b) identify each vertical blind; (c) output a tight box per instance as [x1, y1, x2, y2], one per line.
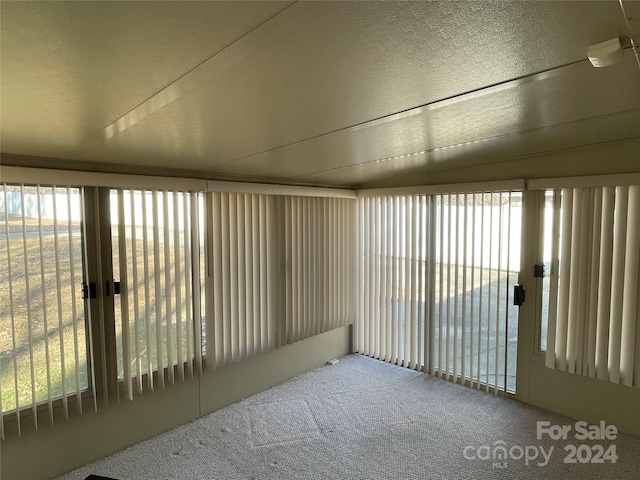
[544, 185, 640, 387]
[210, 192, 277, 366]
[356, 195, 430, 371]
[356, 190, 522, 393]
[0, 184, 89, 438]
[431, 192, 520, 393]
[111, 189, 206, 400]
[284, 196, 355, 345]
[208, 192, 355, 368]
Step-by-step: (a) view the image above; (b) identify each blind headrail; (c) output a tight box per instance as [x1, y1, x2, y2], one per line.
[206, 180, 356, 199]
[357, 179, 525, 197]
[529, 173, 640, 190]
[1, 166, 206, 191]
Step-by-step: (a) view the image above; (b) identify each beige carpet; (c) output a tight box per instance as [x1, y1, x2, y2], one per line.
[57, 354, 640, 479]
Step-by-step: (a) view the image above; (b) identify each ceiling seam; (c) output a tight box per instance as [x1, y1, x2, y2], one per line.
[211, 56, 600, 170]
[285, 107, 640, 180]
[352, 135, 640, 189]
[78, 1, 299, 147]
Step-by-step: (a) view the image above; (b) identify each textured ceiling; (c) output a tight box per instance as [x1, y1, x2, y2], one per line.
[1, 1, 639, 188]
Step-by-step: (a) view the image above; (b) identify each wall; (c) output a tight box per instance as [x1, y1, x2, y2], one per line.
[1, 325, 351, 480]
[523, 355, 640, 437]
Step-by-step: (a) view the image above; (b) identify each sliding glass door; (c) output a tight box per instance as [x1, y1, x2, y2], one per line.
[431, 192, 521, 393]
[357, 188, 523, 394]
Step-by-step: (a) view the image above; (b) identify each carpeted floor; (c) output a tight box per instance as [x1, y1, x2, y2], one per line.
[57, 354, 640, 480]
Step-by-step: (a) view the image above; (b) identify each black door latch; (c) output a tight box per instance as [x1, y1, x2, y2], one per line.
[514, 284, 526, 306]
[81, 281, 97, 299]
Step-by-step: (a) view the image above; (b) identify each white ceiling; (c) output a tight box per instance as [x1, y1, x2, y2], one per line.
[2, 1, 639, 188]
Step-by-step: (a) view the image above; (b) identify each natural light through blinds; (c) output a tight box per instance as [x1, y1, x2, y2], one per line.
[356, 195, 429, 371]
[356, 189, 522, 394]
[544, 185, 640, 387]
[111, 189, 205, 399]
[432, 192, 520, 393]
[0, 183, 89, 438]
[208, 192, 355, 368]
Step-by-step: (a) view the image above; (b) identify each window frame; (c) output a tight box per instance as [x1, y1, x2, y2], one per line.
[1, 167, 208, 433]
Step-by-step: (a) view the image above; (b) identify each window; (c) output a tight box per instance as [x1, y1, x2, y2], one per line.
[1, 177, 206, 437]
[538, 189, 558, 352]
[1, 184, 88, 433]
[541, 184, 640, 387]
[110, 189, 206, 397]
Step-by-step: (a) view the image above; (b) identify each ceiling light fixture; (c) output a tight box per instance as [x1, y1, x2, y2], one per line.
[588, 37, 624, 67]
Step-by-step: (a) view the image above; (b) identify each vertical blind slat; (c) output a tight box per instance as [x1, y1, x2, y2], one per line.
[504, 193, 512, 394]
[117, 189, 133, 400]
[229, 194, 239, 364]
[152, 191, 164, 389]
[130, 191, 143, 390]
[36, 186, 54, 423]
[469, 193, 476, 387]
[410, 196, 419, 370]
[478, 194, 486, 389]
[67, 186, 84, 411]
[608, 186, 628, 384]
[51, 186, 68, 418]
[555, 188, 573, 371]
[545, 189, 562, 369]
[173, 192, 184, 382]
[190, 193, 203, 375]
[2, 185, 19, 435]
[453, 197, 460, 381]
[438, 195, 444, 377]
[427, 197, 436, 374]
[162, 191, 174, 384]
[246, 195, 255, 354]
[445, 196, 452, 379]
[259, 196, 269, 350]
[380, 198, 388, 361]
[183, 193, 193, 379]
[141, 190, 154, 391]
[485, 193, 492, 393]
[251, 195, 261, 354]
[494, 193, 503, 394]
[417, 195, 424, 368]
[222, 194, 232, 364]
[586, 189, 602, 377]
[20, 185, 38, 428]
[620, 186, 640, 386]
[461, 195, 468, 384]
